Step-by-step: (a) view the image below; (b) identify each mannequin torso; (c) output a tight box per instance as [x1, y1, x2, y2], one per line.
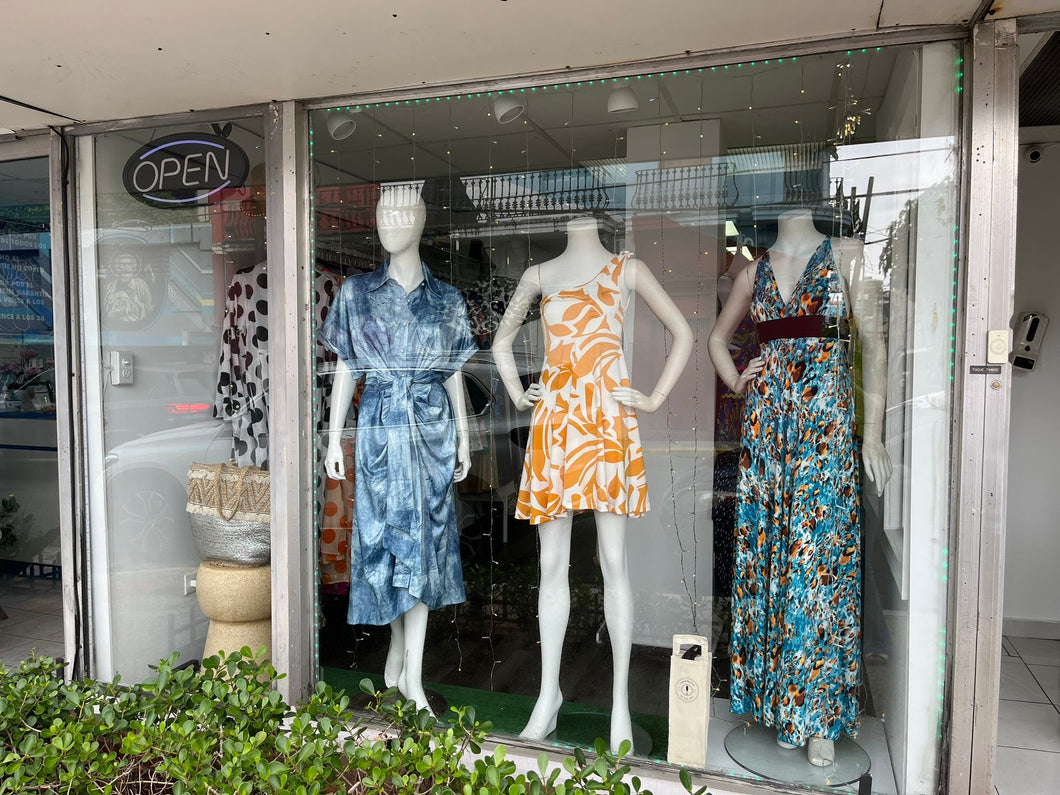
[535, 217, 629, 295]
[766, 208, 828, 305]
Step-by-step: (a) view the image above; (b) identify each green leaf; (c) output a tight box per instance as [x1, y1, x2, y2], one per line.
[679, 768, 693, 790]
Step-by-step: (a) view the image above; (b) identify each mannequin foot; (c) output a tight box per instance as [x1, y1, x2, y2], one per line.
[610, 707, 633, 755]
[776, 737, 799, 750]
[396, 671, 435, 717]
[807, 737, 835, 767]
[383, 645, 403, 689]
[520, 689, 563, 740]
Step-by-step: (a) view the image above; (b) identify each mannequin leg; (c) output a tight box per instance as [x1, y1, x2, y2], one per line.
[393, 601, 433, 716]
[595, 512, 633, 754]
[775, 732, 834, 766]
[807, 737, 835, 767]
[520, 516, 573, 740]
[384, 619, 405, 688]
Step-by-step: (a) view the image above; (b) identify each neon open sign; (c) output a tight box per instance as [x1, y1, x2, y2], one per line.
[122, 132, 249, 209]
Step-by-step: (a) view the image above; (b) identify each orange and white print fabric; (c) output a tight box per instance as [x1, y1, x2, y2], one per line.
[320, 436, 355, 585]
[515, 252, 649, 525]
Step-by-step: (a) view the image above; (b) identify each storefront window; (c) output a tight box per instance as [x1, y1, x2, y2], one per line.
[0, 155, 64, 664]
[310, 41, 960, 794]
[77, 119, 270, 681]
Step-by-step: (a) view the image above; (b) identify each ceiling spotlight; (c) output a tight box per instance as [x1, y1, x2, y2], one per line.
[326, 111, 359, 140]
[608, 86, 639, 113]
[492, 95, 524, 124]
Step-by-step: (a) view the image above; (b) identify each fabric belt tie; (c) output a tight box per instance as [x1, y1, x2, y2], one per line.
[366, 370, 443, 599]
[756, 315, 851, 344]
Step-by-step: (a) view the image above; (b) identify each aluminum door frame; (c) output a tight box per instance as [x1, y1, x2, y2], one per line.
[947, 18, 1019, 795]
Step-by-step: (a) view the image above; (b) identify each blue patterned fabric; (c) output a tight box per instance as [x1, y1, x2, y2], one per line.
[319, 261, 477, 626]
[729, 237, 862, 745]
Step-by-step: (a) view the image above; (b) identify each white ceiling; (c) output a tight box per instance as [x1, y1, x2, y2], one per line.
[1, 0, 1057, 132]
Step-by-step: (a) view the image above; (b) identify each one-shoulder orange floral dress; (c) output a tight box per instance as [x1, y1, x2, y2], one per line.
[515, 252, 649, 525]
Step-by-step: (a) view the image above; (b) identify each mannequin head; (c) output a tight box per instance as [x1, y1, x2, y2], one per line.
[377, 184, 427, 256]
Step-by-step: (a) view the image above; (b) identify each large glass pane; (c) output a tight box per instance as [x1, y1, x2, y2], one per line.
[78, 121, 267, 681]
[310, 42, 960, 794]
[0, 156, 64, 665]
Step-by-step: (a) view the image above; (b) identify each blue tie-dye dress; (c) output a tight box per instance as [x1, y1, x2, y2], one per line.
[729, 237, 862, 746]
[319, 261, 477, 626]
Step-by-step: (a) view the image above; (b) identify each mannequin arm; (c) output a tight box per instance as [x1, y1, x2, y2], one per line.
[324, 360, 355, 479]
[443, 371, 471, 483]
[851, 275, 892, 494]
[611, 258, 693, 412]
[492, 268, 544, 411]
[707, 263, 764, 396]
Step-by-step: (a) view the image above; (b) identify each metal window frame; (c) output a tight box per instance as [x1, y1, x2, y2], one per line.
[264, 100, 316, 704]
[300, 30, 1001, 795]
[946, 18, 1019, 795]
[0, 132, 87, 680]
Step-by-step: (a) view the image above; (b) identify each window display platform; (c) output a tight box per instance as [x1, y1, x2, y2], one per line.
[323, 666, 898, 793]
[724, 723, 870, 787]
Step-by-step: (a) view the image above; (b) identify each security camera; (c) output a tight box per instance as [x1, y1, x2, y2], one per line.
[1025, 147, 1043, 164]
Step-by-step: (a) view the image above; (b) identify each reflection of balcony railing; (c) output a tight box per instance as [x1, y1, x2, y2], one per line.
[463, 169, 612, 219]
[630, 163, 730, 211]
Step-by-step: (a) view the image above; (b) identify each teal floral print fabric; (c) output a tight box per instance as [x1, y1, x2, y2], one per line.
[729, 238, 862, 745]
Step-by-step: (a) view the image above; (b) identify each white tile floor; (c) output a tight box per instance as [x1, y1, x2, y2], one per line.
[0, 574, 64, 668]
[994, 636, 1060, 795]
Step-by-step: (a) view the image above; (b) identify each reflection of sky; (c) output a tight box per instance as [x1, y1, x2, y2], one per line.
[832, 136, 958, 282]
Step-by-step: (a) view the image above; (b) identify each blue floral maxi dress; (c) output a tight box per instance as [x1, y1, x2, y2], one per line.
[729, 238, 862, 746]
[319, 262, 477, 626]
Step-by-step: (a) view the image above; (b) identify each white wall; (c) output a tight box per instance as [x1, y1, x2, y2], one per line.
[1004, 126, 1060, 638]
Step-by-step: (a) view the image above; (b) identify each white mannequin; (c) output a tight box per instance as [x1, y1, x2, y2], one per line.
[323, 185, 471, 715]
[707, 206, 892, 766]
[493, 216, 693, 753]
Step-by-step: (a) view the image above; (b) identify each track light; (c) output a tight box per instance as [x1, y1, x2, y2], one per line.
[492, 95, 524, 124]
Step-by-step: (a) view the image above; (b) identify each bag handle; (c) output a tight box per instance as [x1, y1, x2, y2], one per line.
[215, 464, 251, 522]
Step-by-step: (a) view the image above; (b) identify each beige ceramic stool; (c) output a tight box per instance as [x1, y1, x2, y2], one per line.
[196, 560, 271, 661]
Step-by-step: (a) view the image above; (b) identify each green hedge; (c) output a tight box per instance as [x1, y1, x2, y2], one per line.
[0, 649, 706, 795]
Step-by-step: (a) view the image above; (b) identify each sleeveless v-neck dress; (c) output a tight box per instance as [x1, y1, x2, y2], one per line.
[515, 252, 649, 525]
[729, 238, 863, 745]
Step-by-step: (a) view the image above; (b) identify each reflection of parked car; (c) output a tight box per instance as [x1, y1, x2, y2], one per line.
[104, 421, 233, 566]
[102, 351, 535, 561]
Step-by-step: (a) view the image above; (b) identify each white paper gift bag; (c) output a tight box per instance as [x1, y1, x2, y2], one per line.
[667, 634, 711, 767]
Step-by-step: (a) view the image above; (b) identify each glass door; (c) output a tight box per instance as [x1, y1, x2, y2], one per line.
[77, 119, 268, 681]
[0, 153, 65, 668]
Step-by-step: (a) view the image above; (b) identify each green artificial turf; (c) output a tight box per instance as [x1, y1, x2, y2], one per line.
[323, 667, 670, 760]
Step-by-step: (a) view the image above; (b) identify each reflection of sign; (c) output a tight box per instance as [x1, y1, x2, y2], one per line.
[0, 250, 52, 333]
[123, 133, 249, 209]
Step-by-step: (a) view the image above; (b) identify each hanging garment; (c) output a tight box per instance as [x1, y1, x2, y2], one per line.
[515, 252, 648, 525]
[319, 261, 477, 626]
[729, 237, 862, 746]
[320, 436, 356, 587]
[214, 263, 339, 469]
